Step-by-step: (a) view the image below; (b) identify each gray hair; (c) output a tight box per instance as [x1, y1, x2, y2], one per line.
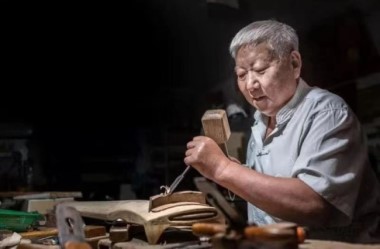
[229, 20, 299, 59]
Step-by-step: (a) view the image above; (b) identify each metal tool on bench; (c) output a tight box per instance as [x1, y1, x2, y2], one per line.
[56, 204, 91, 249]
[160, 165, 191, 196]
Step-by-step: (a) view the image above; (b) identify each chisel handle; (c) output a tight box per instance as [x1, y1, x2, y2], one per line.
[192, 223, 227, 237]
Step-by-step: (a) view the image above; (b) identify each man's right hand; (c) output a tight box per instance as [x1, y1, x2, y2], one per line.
[184, 136, 232, 181]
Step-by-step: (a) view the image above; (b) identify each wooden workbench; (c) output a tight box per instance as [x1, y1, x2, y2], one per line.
[300, 239, 380, 249]
[17, 238, 380, 249]
[97, 238, 380, 249]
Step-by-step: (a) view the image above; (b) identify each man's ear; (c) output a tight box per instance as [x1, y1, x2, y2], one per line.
[290, 51, 302, 79]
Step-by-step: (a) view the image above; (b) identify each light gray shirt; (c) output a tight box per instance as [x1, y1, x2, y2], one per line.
[246, 79, 380, 243]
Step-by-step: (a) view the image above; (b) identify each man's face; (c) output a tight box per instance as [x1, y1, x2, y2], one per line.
[235, 43, 301, 117]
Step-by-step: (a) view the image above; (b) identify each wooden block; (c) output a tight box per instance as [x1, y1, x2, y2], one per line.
[14, 192, 82, 200]
[24, 198, 74, 215]
[201, 109, 231, 156]
[148, 191, 206, 212]
[19, 228, 58, 240]
[17, 236, 108, 249]
[201, 109, 231, 144]
[19, 225, 106, 240]
[84, 226, 107, 238]
[227, 132, 246, 162]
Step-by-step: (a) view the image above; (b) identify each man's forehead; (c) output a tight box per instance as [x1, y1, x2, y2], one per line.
[235, 43, 277, 63]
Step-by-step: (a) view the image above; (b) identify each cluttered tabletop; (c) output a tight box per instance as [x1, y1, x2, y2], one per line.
[1, 188, 380, 249]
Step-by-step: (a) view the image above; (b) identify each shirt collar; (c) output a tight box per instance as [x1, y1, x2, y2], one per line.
[254, 78, 312, 126]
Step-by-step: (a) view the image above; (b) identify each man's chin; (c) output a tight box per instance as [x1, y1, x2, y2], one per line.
[256, 108, 276, 117]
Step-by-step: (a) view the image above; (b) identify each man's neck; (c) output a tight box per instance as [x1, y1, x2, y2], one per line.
[265, 116, 277, 138]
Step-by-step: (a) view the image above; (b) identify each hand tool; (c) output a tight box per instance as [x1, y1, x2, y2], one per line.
[201, 109, 236, 202]
[161, 164, 191, 196]
[55, 204, 91, 249]
[161, 109, 231, 196]
[192, 222, 227, 237]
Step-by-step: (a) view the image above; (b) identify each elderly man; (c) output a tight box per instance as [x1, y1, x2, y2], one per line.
[185, 20, 380, 243]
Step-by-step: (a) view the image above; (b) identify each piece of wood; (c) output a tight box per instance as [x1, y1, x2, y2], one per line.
[17, 235, 109, 249]
[19, 226, 106, 240]
[64, 241, 91, 249]
[201, 109, 231, 156]
[19, 228, 58, 240]
[64, 200, 224, 245]
[297, 226, 306, 243]
[24, 198, 74, 214]
[84, 226, 107, 238]
[148, 191, 206, 212]
[17, 243, 60, 249]
[14, 192, 82, 200]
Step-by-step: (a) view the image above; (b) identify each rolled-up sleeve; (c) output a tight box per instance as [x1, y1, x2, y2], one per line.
[292, 107, 366, 225]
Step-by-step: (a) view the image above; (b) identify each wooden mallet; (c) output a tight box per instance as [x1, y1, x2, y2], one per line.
[201, 109, 231, 156]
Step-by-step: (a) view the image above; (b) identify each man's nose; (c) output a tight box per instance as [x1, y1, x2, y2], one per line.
[246, 72, 260, 90]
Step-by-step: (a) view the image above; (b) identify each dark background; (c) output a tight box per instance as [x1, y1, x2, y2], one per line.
[0, 0, 379, 200]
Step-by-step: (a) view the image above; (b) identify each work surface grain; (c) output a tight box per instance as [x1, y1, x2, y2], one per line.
[18, 238, 380, 249]
[300, 239, 380, 249]
[99, 238, 380, 249]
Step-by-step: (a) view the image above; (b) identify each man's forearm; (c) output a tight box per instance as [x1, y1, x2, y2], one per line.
[214, 161, 334, 226]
